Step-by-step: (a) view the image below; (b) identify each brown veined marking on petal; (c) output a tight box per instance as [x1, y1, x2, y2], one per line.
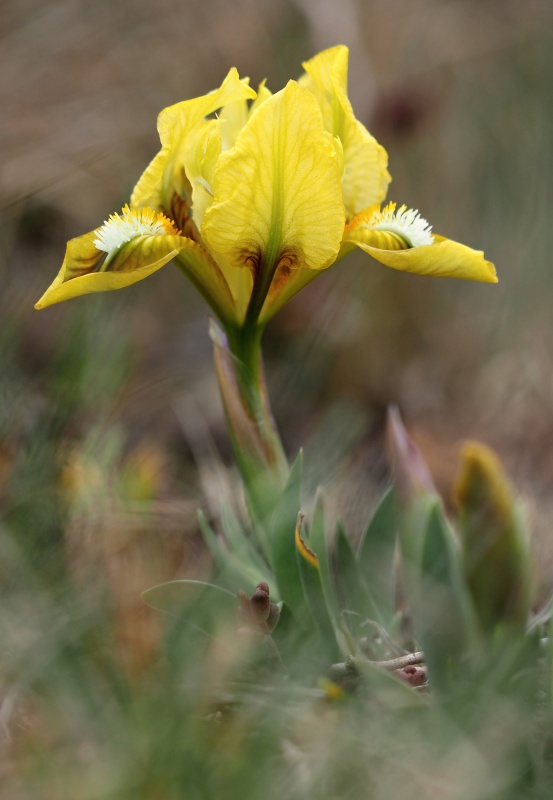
[85, 253, 109, 276]
[237, 244, 262, 282]
[169, 193, 201, 243]
[267, 249, 299, 297]
[64, 240, 108, 279]
[237, 246, 300, 283]
[295, 514, 319, 570]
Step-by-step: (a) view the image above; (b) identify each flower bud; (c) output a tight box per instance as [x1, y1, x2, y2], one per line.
[454, 442, 532, 636]
[236, 582, 280, 634]
[386, 406, 436, 508]
[250, 581, 271, 623]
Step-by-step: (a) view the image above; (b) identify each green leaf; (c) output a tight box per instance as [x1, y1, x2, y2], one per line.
[269, 601, 317, 673]
[220, 501, 268, 575]
[296, 514, 340, 659]
[142, 579, 236, 635]
[357, 487, 397, 625]
[309, 490, 340, 625]
[334, 521, 382, 630]
[270, 451, 306, 620]
[198, 510, 270, 595]
[530, 597, 553, 716]
[418, 501, 476, 691]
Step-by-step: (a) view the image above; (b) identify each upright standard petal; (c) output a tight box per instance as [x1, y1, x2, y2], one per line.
[219, 82, 251, 152]
[131, 68, 256, 219]
[183, 81, 274, 233]
[343, 203, 497, 283]
[201, 80, 345, 322]
[183, 118, 221, 231]
[300, 46, 390, 219]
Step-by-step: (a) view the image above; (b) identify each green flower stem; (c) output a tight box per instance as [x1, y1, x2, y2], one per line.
[228, 321, 289, 479]
[212, 319, 289, 518]
[226, 323, 265, 420]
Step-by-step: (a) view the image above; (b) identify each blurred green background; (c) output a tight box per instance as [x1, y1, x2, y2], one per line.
[2, 0, 553, 795]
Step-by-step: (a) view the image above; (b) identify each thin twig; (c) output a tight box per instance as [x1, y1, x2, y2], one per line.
[368, 651, 425, 671]
[329, 651, 425, 680]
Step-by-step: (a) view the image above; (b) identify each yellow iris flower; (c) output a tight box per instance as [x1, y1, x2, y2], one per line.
[35, 46, 496, 326]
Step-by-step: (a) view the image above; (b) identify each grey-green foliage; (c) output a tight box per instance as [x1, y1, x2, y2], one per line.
[5, 462, 553, 799]
[141, 424, 553, 799]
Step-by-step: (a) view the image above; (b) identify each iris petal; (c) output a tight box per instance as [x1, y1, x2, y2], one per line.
[35, 230, 183, 309]
[300, 45, 390, 219]
[131, 68, 256, 213]
[344, 227, 497, 283]
[35, 226, 239, 322]
[201, 81, 345, 277]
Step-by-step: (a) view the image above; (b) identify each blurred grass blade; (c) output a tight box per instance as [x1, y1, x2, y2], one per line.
[142, 579, 234, 614]
[142, 579, 236, 635]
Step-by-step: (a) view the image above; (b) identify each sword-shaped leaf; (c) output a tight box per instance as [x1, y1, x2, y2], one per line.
[309, 490, 340, 625]
[418, 501, 477, 692]
[296, 514, 340, 659]
[334, 520, 382, 631]
[220, 501, 268, 576]
[198, 510, 269, 595]
[270, 451, 306, 621]
[357, 487, 397, 625]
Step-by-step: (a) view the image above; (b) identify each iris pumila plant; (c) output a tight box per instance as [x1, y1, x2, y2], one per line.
[37, 46, 535, 702]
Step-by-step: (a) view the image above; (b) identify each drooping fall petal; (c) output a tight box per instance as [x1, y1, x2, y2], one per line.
[35, 206, 237, 321]
[35, 225, 183, 310]
[343, 203, 497, 283]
